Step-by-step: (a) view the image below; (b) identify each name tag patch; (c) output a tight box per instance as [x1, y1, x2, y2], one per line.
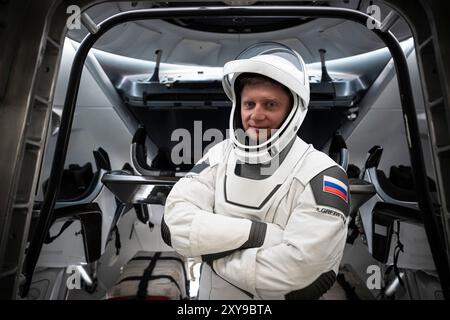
[316, 207, 347, 225]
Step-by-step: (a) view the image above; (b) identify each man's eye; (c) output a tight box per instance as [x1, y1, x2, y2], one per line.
[243, 102, 254, 108]
[267, 102, 277, 108]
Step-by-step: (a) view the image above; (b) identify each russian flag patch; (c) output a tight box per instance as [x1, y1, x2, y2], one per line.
[323, 175, 348, 203]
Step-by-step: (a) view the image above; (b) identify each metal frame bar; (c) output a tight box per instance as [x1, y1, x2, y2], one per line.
[20, 6, 450, 299]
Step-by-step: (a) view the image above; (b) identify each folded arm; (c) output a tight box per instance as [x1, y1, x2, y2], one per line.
[212, 166, 350, 299]
[162, 153, 282, 258]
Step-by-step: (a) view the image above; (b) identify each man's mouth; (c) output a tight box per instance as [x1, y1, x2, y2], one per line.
[246, 126, 273, 140]
[248, 126, 266, 131]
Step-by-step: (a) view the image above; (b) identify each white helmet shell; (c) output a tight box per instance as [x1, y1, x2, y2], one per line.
[223, 43, 310, 164]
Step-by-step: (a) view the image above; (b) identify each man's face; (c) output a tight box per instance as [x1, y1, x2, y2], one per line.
[240, 82, 291, 142]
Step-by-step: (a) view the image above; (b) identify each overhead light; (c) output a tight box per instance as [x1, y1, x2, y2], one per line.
[223, 1, 258, 5]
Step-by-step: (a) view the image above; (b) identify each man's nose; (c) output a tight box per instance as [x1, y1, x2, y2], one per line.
[250, 104, 265, 121]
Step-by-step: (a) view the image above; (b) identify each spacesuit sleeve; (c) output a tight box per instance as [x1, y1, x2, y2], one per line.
[163, 148, 279, 258]
[212, 166, 349, 299]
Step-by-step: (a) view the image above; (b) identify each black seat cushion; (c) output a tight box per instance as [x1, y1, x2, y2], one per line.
[389, 165, 436, 192]
[43, 162, 95, 200]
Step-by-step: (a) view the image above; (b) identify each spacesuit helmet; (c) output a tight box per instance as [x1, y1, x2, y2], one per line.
[222, 42, 310, 164]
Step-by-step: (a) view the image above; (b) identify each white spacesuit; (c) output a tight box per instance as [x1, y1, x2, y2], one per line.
[162, 43, 350, 300]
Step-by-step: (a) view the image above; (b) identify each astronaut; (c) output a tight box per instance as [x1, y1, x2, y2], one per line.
[161, 43, 349, 300]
